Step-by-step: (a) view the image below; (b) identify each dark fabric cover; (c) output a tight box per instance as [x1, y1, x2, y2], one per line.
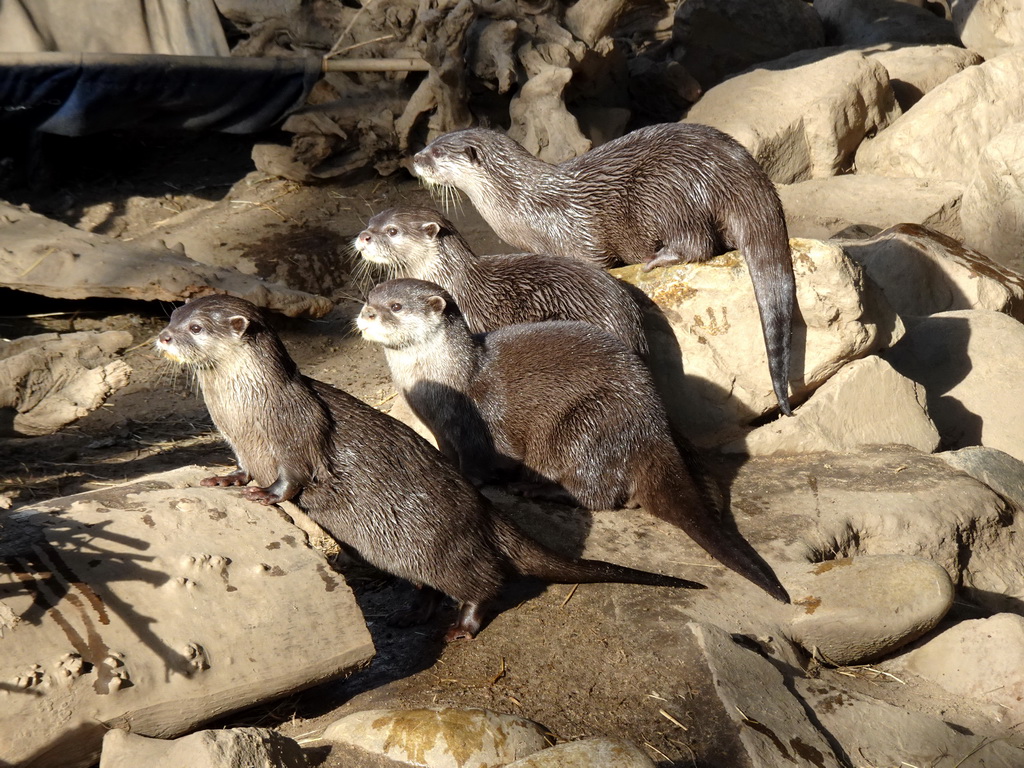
[0, 52, 321, 135]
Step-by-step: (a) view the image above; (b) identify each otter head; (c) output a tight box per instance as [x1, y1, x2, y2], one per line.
[357, 278, 462, 350]
[156, 294, 265, 369]
[354, 206, 453, 273]
[411, 129, 526, 203]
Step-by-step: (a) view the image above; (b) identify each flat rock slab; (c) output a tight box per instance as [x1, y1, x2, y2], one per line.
[323, 707, 551, 768]
[0, 202, 332, 318]
[506, 737, 655, 767]
[99, 727, 307, 768]
[0, 466, 373, 768]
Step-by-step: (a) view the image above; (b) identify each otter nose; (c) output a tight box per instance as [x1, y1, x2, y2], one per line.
[158, 330, 172, 345]
[360, 306, 377, 321]
[358, 230, 372, 245]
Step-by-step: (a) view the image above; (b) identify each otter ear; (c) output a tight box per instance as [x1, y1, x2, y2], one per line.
[421, 221, 441, 239]
[426, 295, 447, 315]
[228, 315, 250, 336]
[464, 145, 479, 164]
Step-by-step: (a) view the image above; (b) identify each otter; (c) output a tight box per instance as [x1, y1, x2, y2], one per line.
[358, 279, 789, 603]
[411, 123, 796, 416]
[155, 294, 703, 641]
[354, 205, 648, 356]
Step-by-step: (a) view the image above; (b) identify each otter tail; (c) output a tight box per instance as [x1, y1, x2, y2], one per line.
[490, 516, 705, 591]
[730, 201, 796, 416]
[634, 448, 790, 603]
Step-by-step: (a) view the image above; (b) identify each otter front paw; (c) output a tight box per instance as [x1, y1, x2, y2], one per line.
[201, 470, 251, 487]
[242, 486, 283, 505]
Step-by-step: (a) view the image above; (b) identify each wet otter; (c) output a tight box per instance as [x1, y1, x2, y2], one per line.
[412, 123, 796, 416]
[358, 279, 789, 603]
[354, 205, 647, 356]
[155, 294, 704, 641]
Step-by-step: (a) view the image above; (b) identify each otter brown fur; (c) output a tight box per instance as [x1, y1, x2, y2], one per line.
[358, 278, 789, 603]
[354, 205, 648, 356]
[155, 294, 703, 640]
[412, 123, 796, 416]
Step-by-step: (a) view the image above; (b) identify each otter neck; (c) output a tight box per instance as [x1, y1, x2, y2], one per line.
[384, 315, 480, 395]
[416, 230, 480, 289]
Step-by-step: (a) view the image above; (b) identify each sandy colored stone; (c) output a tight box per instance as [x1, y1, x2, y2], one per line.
[0, 330, 132, 436]
[0, 201, 332, 317]
[896, 614, 1024, 725]
[961, 123, 1024, 270]
[686, 49, 900, 183]
[727, 355, 939, 455]
[506, 737, 654, 767]
[99, 727, 306, 768]
[856, 49, 1024, 184]
[323, 707, 551, 768]
[937, 446, 1024, 512]
[620, 238, 903, 443]
[884, 309, 1024, 462]
[951, 0, 1024, 59]
[865, 44, 983, 112]
[0, 466, 374, 768]
[688, 622, 842, 767]
[795, 680, 1024, 768]
[839, 224, 1024, 321]
[778, 175, 962, 244]
[783, 555, 954, 665]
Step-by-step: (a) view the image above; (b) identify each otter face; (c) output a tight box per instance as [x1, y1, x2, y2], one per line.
[411, 129, 500, 197]
[155, 295, 256, 369]
[357, 279, 451, 349]
[354, 207, 446, 271]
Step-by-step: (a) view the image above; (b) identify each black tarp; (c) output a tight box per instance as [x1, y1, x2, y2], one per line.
[0, 52, 322, 135]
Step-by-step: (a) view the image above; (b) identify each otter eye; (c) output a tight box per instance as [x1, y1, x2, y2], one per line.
[389, 302, 402, 312]
[189, 323, 203, 334]
[385, 226, 399, 237]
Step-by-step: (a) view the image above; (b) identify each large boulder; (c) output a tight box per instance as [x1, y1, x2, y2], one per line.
[728, 355, 940, 456]
[950, 0, 1024, 59]
[620, 238, 903, 443]
[838, 224, 1024, 321]
[884, 309, 1024, 462]
[686, 49, 900, 183]
[960, 123, 1024, 271]
[856, 50, 1024, 184]
[865, 44, 982, 112]
[0, 466, 374, 768]
[778, 175, 963, 241]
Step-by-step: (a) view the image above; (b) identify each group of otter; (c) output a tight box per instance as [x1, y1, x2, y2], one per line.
[157, 123, 796, 641]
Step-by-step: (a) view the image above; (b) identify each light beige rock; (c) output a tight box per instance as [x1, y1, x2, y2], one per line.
[778, 175, 963, 241]
[620, 238, 903, 443]
[795, 681, 1024, 768]
[0, 466, 374, 768]
[856, 50, 1024, 183]
[839, 225, 1024, 321]
[99, 727, 306, 768]
[322, 707, 551, 768]
[937, 446, 1024, 511]
[506, 737, 654, 768]
[670, 0, 824, 89]
[813, 0, 961, 46]
[727, 355, 940, 455]
[961, 123, 1024, 269]
[951, 0, 1024, 59]
[0, 330, 132, 436]
[865, 44, 983, 111]
[783, 555, 954, 665]
[688, 622, 843, 767]
[726, 448, 1024, 612]
[896, 614, 1024, 724]
[0, 202, 332, 317]
[686, 49, 900, 183]
[884, 309, 1024, 462]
